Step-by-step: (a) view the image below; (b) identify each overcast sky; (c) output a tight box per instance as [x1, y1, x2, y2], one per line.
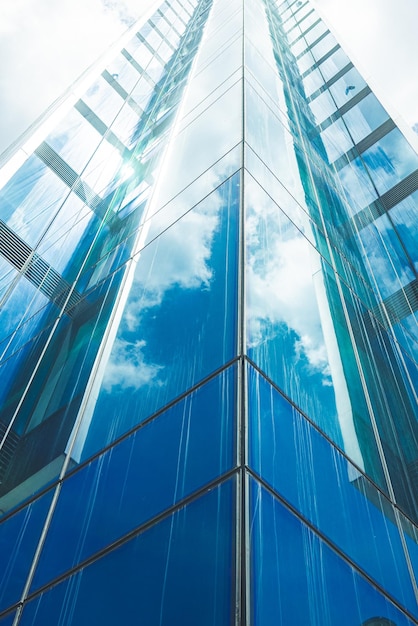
[0, 0, 417, 155]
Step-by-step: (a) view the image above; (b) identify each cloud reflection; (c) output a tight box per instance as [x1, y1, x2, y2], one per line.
[246, 177, 331, 382]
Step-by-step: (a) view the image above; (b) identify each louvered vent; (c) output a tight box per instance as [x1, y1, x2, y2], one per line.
[35, 142, 103, 212]
[0, 220, 83, 317]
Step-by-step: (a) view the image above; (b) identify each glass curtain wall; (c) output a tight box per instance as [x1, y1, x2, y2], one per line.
[0, 0, 417, 623]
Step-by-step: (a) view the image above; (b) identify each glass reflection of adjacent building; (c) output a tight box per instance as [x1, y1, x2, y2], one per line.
[0, 0, 417, 624]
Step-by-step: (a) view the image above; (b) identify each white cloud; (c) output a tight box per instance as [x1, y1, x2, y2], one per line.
[246, 179, 331, 380]
[102, 337, 164, 391]
[124, 188, 223, 332]
[0, 0, 155, 154]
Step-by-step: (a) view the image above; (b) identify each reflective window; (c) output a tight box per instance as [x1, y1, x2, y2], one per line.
[338, 157, 378, 213]
[82, 77, 125, 130]
[310, 32, 338, 61]
[21, 480, 235, 626]
[343, 93, 389, 145]
[248, 367, 415, 610]
[320, 118, 353, 163]
[32, 368, 235, 589]
[329, 67, 367, 108]
[46, 108, 103, 174]
[107, 54, 141, 94]
[355, 213, 415, 299]
[317, 47, 350, 82]
[361, 129, 418, 195]
[0, 155, 70, 246]
[0, 491, 53, 613]
[72, 174, 239, 461]
[309, 89, 337, 124]
[245, 174, 343, 444]
[389, 191, 418, 273]
[155, 81, 242, 208]
[250, 478, 417, 625]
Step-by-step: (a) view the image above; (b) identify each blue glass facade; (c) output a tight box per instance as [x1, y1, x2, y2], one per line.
[0, 0, 417, 623]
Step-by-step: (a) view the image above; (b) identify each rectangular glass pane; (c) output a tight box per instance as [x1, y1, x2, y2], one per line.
[22, 479, 235, 626]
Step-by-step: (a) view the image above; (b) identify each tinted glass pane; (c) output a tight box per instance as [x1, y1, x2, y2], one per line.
[245, 174, 343, 445]
[73, 173, 239, 461]
[389, 191, 418, 273]
[248, 366, 415, 611]
[22, 479, 235, 626]
[32, 367, 236, 589]
[0, 155, 69, 246]
[250, 478, 416, 625]
[0, 491, 53, 613]
[361, 129, 418, 195]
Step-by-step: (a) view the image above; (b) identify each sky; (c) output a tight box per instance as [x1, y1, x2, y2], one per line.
[0, 0, 417, 155]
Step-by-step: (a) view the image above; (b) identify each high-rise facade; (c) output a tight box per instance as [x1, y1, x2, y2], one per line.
[0, 0, 417, 623]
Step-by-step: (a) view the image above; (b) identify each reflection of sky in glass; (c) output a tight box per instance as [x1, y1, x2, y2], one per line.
[77, 173, 239, 460]
[0, 155, 69, 246]
[250, 479, 417, 626]
[317, 48, 350, 82]
[338, 157, 377, 213]
[46, 108, 102, 174]
[355, 213, 415, 300]
[389, 192, 418, 273]
[342, 93, 388, 144]
[245, 174, 345, 449]
[329, 67, 367, 108]
[361, 129, 418, 195]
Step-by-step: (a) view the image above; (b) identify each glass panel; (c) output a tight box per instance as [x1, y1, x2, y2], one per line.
[72, 173, 239, 462]
[156, 80, 242, 209]
[361, 129, 418, 196]
[310, 32, 338, 62]
[181, 37, 241, 118]
[245, 174, 343, 445]
[308, 87, 337, 127]
[354, 213, 415, 300]
[250, 478, 417, 625]
[319, 118, 353, 163]
[317, 47, 350, 82]
[248, 366, 415, 611]
[338, 157, 378, 213]
[0, 155, 69, 246]
[389, 191, 418, 273]
[343, 93, 389, 145]
[21, 479, 235, 626]
[107, 53, 141, 94]
[36, 194, 94, 274]
[0, 491, 53, 613]
[46, 108, 103, 174]
[32, 367, 235, 589]
[82, 77, 125, 130]
[329, 67, 367, 108]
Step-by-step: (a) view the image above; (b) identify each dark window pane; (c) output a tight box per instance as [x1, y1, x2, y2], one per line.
[32, 367, 236, 590]
[0, 491, 53, 613]
[248, 366, 415, 612]
[250, 478, 416, 625]
[21, 479, 235, 626]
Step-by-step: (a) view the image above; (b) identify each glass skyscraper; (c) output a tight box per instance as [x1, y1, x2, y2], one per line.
[0, 0, 417, 623]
